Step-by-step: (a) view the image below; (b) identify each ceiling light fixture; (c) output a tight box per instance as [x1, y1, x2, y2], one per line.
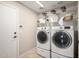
[35, 1, 44, 8]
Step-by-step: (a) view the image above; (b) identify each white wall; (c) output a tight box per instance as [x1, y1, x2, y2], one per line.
[0, 1, 38, 56]
[78, 2, 79, 58]
[18, 2, 38, 55]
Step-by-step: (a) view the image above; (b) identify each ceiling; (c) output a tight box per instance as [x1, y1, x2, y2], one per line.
[19, 1, 77, 13]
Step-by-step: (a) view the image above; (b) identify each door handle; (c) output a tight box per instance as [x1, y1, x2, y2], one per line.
[13, 36, 17, 38]
[14, 32, 16, 34]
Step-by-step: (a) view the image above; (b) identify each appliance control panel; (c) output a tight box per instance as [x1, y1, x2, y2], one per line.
[52, 26, 73, 30]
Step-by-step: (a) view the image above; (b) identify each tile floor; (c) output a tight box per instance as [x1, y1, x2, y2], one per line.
[19, 48, 44, 58]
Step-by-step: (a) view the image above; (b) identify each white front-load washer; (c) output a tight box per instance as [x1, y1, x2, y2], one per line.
[51, 26, 78, 58]
[36, 26, 50, 58]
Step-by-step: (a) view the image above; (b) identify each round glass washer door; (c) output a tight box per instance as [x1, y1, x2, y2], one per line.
[52, 31, 72, 48]
[37, 31, 48, 44]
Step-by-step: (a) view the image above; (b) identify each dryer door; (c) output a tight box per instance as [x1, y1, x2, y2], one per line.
[37, 31, 48, 44]
[52, 31, 72, 48]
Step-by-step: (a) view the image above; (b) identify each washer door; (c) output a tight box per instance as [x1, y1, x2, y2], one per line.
[52, 31, 72, 48]
[37, 31, 48, 44]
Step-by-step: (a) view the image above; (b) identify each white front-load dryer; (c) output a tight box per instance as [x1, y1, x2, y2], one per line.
[51, 26, 78, 58]
[36, 27, 50, 58]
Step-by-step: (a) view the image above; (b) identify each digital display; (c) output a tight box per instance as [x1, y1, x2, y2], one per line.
[64, 26, 70, 29]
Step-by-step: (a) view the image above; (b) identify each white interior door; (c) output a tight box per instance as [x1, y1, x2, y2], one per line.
[0, 4, 18, 58]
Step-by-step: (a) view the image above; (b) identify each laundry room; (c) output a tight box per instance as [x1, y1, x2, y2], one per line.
[0, 0, 78, 58]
